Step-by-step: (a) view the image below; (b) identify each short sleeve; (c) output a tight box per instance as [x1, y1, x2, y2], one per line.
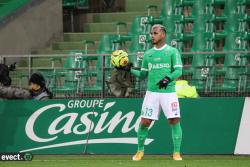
[172, 48, 183, 68]
[140, 53, 148, 72]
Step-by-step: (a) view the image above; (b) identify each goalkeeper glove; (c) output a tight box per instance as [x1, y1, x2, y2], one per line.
[157, 76, 171, 89]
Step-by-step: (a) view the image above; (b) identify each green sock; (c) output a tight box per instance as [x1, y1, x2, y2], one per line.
[171, 122, 182, 153]
[137, 124, 149, 151]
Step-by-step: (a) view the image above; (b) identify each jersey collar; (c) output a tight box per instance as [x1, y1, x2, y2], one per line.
[153, 44, 167, 51]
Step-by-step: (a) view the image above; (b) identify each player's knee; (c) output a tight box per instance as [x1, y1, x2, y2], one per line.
[168, 118, 180, 125]
[141, 119, 152, 127]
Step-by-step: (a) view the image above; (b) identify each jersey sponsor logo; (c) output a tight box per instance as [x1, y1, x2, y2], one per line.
[148, 63, 170, 71]
[165, 50, 169, 55]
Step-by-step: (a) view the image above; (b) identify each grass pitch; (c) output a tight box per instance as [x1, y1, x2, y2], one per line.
[0, 155, 250, 167]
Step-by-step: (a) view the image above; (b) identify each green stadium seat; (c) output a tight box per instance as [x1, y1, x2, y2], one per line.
[63, 0, 76, 8]
[184, 1, 206, 22]
[238, 71, 249, 92]
[128, 34, 152, 53]
[63, 0, 89, 8]
[204, 67, 245, 93]
[53, 51, 85, 94]
[139, 0, 176, 27]
[221, 67, 249, 92]
[223, 53, 249, 68]
[98, 34, 116, 54]
[203, 0, 215, 14]
[247, 67, 250, 91]
[222, 68, 239, 91]
[129, 16, 153, 35]
[77, 0, 89, 8]
[146, 5, 158, 17]
[162, 16, 174, 35]
[224, 32, 248, 51]
[223, 0, 248, 17]
[223, 32, 249, 68]
[56, 71, 78, 93]
[50, 49, 102, 96]
[128, 34, 152, 67]
[172, 0, 194, 15]
[183, 33, 216, 74]
[207, 64, 249, 93]
[191, 68, 209, 91]
[215, 15, 248, 39]
[159, 0, 174, 18]
[108, 22, 133, 49]
[162, 15, 186, 51]
[214, 0, 226, 5]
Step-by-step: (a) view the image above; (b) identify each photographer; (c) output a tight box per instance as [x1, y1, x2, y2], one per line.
[0, 64, 52, 100]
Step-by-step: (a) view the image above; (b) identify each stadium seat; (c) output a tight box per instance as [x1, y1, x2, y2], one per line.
[162, 15, 186, 51]
[63, 0, 89, 8]
[129, 16, 153, 35]
[215, 15, 248, 39]
[63, 0, 76, 8]
[98, 34, 117, 54]
[53, 51, 85, 94]
[223, 32, 249, 67]
[238, 71, 249, 92]
[128, 33, 152, 67]
[184, 32, 216, 74]
[159, 0, 174, 18]
[191, 68, 209, 91]
[183, 1, 205, 22]
[50, 49, 102, 96]
[172, 0, 194, 15]
[207, 64, 249, 93]
[128, 34, 152, 52]
[221, 67, 249, 92]
[223, 0, 248, 17]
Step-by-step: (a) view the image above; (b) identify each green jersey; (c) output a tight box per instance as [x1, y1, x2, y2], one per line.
[131, 44, 183, 93]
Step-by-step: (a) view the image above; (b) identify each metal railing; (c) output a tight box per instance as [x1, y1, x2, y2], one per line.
[0, 51, 250, 98]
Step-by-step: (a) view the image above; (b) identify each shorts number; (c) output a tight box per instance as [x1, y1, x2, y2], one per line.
[142, 107, 153, 117]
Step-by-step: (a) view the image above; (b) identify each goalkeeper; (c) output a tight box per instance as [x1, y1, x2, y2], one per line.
[123, 24, 183, 161]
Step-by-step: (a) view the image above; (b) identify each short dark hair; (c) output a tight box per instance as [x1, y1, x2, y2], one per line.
[29, 72, 46, 88]
[152, 24, 167, 34]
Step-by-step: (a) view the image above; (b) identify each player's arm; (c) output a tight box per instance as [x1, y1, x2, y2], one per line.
[168, 48, 183, 80]
[131, 55, 148, 79]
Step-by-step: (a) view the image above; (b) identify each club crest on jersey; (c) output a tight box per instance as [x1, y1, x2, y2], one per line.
[154, 57, 161, 61]
[148, 63, 153, 71]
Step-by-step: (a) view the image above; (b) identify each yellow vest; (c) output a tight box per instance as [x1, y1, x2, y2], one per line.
[175, 80, 199, 98]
